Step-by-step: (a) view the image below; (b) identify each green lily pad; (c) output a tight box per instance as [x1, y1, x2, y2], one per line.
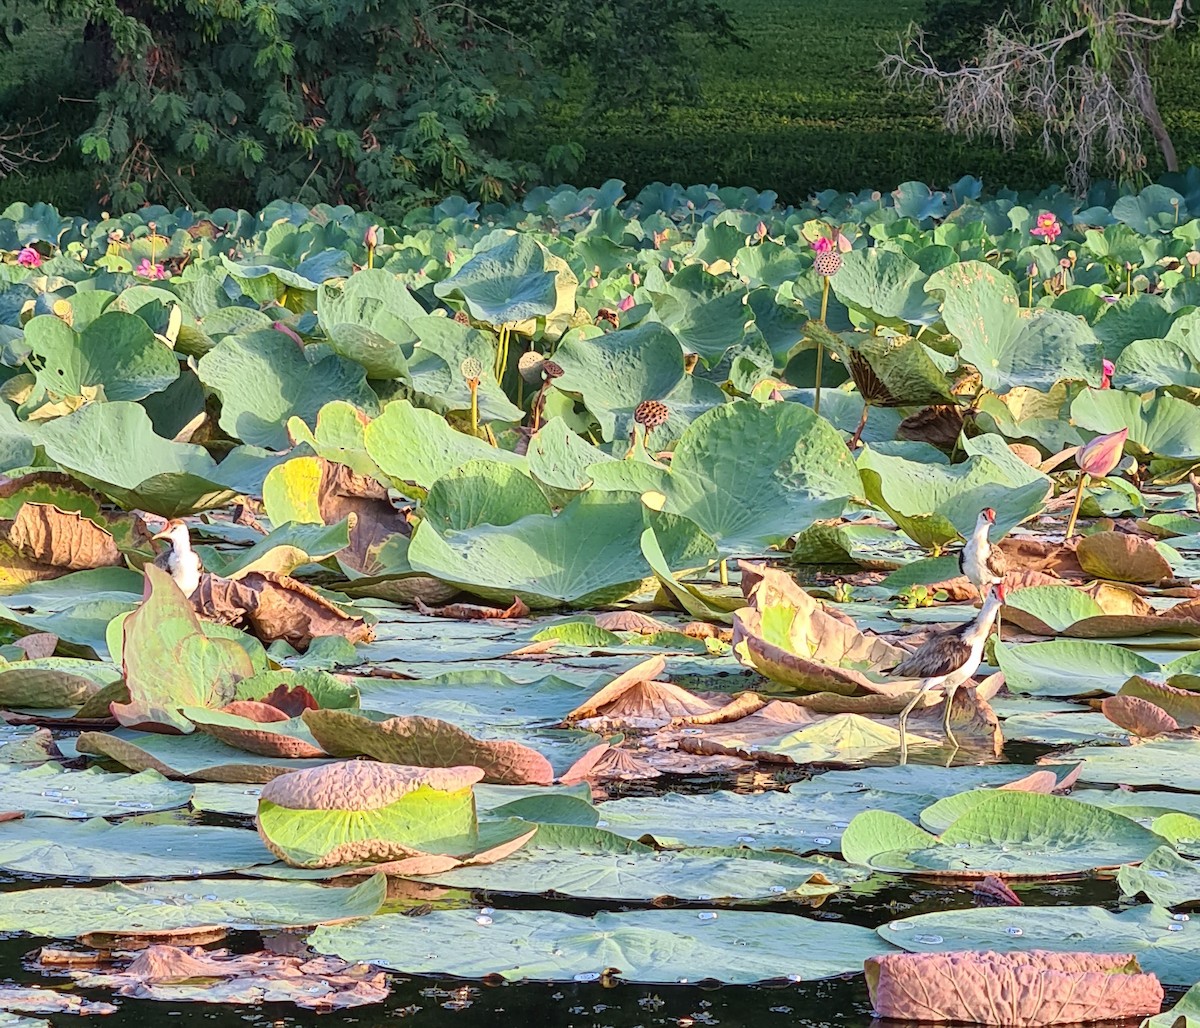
[588, 400, 860, 555]
[995, 640, 1159, 697]
[0, 657, 121, 708]
[878, 904, 1199, 985]
[31, 402, 241, 517]
[433, 234, 562, 326]
[0, 872, 385, 938]
[842, 791, 1164, 876]
[0, 764, 192, 818]
[25, 310, 179, 402]
[0, 816, 272, 878]
[309, 906, 890, 984]
[1144, 982, 1200, 1028]
[316, 268, 423, 379]
[197, 329, 379, 449]
[1072, 737, 1200, 790]
[927, 261, 1102, 393]
[1071, 389, 1200, 460]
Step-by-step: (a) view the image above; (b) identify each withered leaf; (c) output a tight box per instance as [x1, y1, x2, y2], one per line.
[7, 502, 123, 570]
[414, 595, 529, 620]
[1102, 694, 1180, 737]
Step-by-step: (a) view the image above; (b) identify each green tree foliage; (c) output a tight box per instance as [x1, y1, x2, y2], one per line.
[0, 0, 740, 214]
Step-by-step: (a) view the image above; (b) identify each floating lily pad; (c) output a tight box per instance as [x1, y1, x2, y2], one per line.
[309, 906, 890, 984]
[996, 640, 1158, 697]
[0, 764, 192, 818]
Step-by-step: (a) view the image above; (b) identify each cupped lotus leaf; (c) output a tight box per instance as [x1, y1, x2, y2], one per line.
[864, 950, 1163, 1028]
[645, 274, 752, 365]
[285, 400, 382, 481]
[996, 640, 1158, 696]
[405, 315, 523, 422]
[1071, 737, 1200, 790]
[0, 596, 137, 661]
[0, 657, 121, 708]
[115, 565, 255, 733]
[75, 728, 334, 783]
[198, 519, 352, 580]
[807, 324, 958, 407]
[548, 322, 685, 441]
[433, 234, 563, 326]
[413, 822, 846, 902]
[25, 311, 179, 402]
[31, 403, 240, 517]
[877, 904, 1199, 986]
[1151, 812, 1200, 855]
[1118, 846, 1200, 906]
[1118, 676, 1200, 727]
[639, 528, 738, 622]
[254, 760, 531, 869]
[732, 567, 905, 695]
[830, 248, 941, 328]
[363, 399, 525, 493]
[1071, 389, 1200, 460]
[525, 417, 617, 496]
[588, 400, 861, 555]
[841, 792, 1163, 876]
[308, 906, 889, 985]
[316, 269, 423, 378]
[926, 261, 1102, 393]
[183, 707, 325, 759]
[858, 447, 1049, 550]
[234, 669, 359, 710]
[421, 459, 547, 532]
[0, 764, 191, 818]
[197, 330, 379, 450]
[302, 709, 555, 785]
[0, 816, 273, 878]
[407, 490, 717, 608]
[0, 873, 385, 939]
[1002, 586, 1108, 634]
[1112, 337, 1200, 394]
[1075, 531, 1173, 583]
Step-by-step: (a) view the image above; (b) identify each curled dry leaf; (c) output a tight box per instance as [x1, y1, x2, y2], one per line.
[996, 537, 1085, 579]
[973, 875, 1022, 906]
[220, 700, 290, 723]
[57, 945, 389, 1011]
[1119, 676, 1200, 728]
[1101, 694, 1179, 737]
[414, 595, 529, 620]
[896, 405, 964, 450]
[681, 621, 733, 641]
[864, 950, 1162, 1027]
[0, 984, 116, 1016]
[258, 683, 320, 718]
[7, 503, 124, 570]
[192, 571, 373, 650]
[315, 460, 408, 575]
[593, 611, 672, 634]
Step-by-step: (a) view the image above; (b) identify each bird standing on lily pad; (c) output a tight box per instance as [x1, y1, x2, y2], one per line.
[960, 507, 1005, 598]
[151, 519, 203, 598]
[891, 581, 1006, 765]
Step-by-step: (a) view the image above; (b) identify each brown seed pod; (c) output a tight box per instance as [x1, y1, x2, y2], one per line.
[459, 356, 483, 381]
[541, 360, 564, 380]
[453, 310, 471, 325]
[814, 251, 842, 277]
[595, 307, 619, 329]
[518, 350, 546, 383]
[1187, 250, 1200, 267]
[634, 399, 670, 431]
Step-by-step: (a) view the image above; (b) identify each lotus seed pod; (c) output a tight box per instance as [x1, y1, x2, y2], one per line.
[541, 360, 564, 380]
[460, 356, 483, 381]
[453, 310, 471, 325]
[51, 299, 73, 327]
[1058, 258, 1071, 269]
[814, 250, 842, 277]
[518, 350, 546, 383]
[634, 399, 670, 430]
[595, 307, 618, 329]
[1187, 251, 1200, 267]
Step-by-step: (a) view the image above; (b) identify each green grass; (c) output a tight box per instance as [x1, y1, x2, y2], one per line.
[501, 0, 1200, 202]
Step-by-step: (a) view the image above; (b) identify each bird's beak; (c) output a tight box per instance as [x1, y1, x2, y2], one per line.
[151, 528, 170, 542]
[984, 508, 996, 523]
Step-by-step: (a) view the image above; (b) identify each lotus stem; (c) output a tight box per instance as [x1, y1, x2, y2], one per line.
[1126, 265, 1133, 296]
[468, 379, 479, 438]
[367, 245, 374, 270]
[625, 423, 642, 460]
[719, 559, 729, 586]
[814, 277, 830, 417]
[1064, 472, 1089, 540]
[1027, 275, 1033, 307]
[495, 324, 511, 383]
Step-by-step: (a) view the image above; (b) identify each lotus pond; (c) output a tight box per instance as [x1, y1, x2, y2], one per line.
[3, 177, 1200, 1025]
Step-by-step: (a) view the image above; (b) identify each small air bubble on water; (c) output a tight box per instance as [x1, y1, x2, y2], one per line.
[786, 974, 803, 982]
[203, 894, 217, 901]
[698, 912, 718, 921]
[831, 822, 850, 829]
[681, 728, 703, 736]
[1169, 924, 1185, 933]
[1005, 927, 1023, 937]
[1150, 870, 1171, 878]
[480, 906, 494, 915]
[595, 820, 608, 827]
[736, 835, 756, 843]
[888, 921, 912, 931]
[955, 842, 970, 849]
[814, 837, 833, 846]
[574, 972, 600, 982]
[913, 934, 943, 945]
[1173, 914, 1191, 922]
[769, 886, 787, 894]
[475, 915, 493, 926]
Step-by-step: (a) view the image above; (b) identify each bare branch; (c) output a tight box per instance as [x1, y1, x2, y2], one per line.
[0, 118, 65, 180]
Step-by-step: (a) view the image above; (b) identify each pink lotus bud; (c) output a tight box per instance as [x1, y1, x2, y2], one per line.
[755, 221, 768, 241]
[630, 271, 640, 287]
[15, 247, 41, 268]
[1101, 359, 1115, 389]
[364, 224, 379, 248]
[273, 321, 305, 349]
[811, 237, 832, 254]
[663, 258, 675, 274]
[446, 251, 455, 265]
[1077, 427, 1128, 478]
[587, 276, 599, 288]
[618, 294, 635, 312]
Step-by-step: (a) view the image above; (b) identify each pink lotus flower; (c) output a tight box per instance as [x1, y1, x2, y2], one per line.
[587, 276, 599, 288]
[1031, 212, 1062, 244]
[1078, 427, 1127, 478]
[630, 271, 640, 287]
[16, 247, 41, 268]
[135, 258, 166, 279]
[1101, 359, 1115, 389]
[364, 225, 379, 249]
[811, 237, 833, 254]
[618, 294, 635, 312]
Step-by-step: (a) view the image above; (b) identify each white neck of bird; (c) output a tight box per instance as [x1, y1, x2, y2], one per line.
[166, 527, 192, 555]
[964, 589, 1003, 644]
[972, 514, 993, 545]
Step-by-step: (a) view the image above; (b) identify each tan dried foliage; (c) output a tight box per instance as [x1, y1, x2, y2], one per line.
[261, 761, 484, 811]
[414, 595, 529, 620]
[1101, 694, 1179, 737]
[6, 503, 123, 569]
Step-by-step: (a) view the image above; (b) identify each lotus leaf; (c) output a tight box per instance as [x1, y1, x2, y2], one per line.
[25, 310, 179, 403]
[197, 330, 379, 450]
[1071, 389, 1200, 460]
[878, 904, 1199, 985]
[927, 262, 1102, 392]
[1119, 846, 1200, 907]
[0, 657, 121, 708]
[0, 816, 272, 877]
[1071, 737, 1200, 790]
[1144, 982, 1200, 1028]
[841, 791, 1163, 875]
[316, 269, 423, 378]
[588, 400, 860, 555]
[0, 873, 385, 938]
[858, 446, 1049, 550]
[308, 906, 889, 984]
[433, 234, 563, 326]
[0, 764, 191, 818]
[408, 489, 716, 608]
[996, 640, 1159, 696]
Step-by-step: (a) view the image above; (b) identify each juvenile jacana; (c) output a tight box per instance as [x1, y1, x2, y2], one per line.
[151, 519, 203, 598]
[892, 581, 1006, 765]
[960, 507, 1006, 597]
